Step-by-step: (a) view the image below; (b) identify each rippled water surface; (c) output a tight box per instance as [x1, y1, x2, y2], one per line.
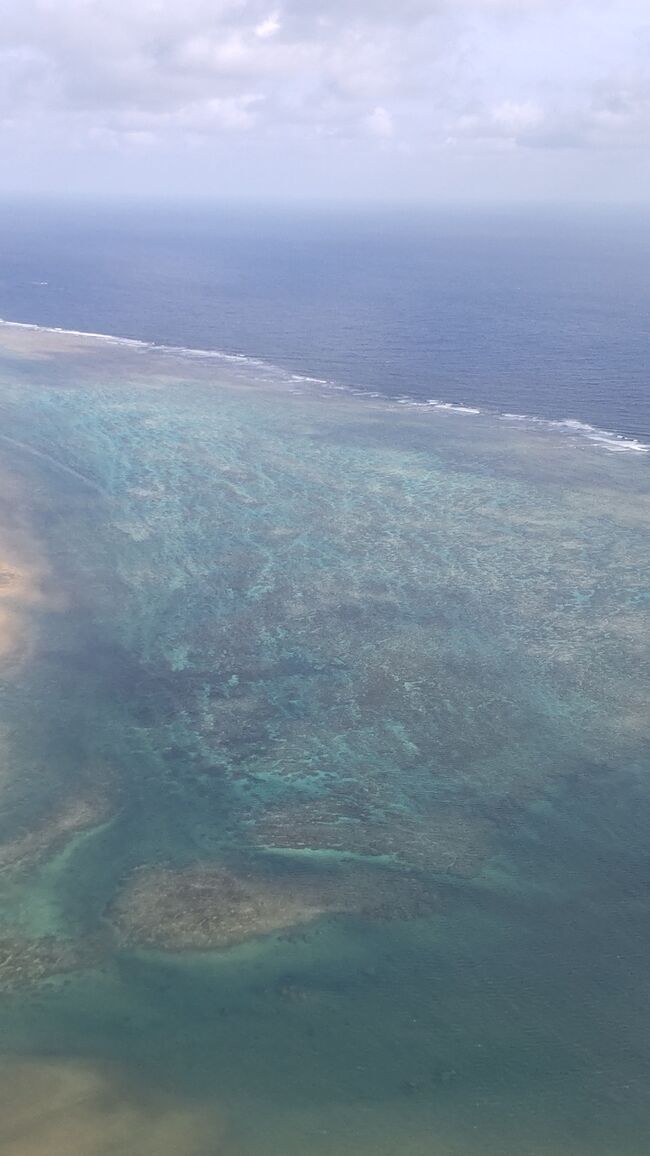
[1, 202, 650, 441]
[0, 323, 648, 1154]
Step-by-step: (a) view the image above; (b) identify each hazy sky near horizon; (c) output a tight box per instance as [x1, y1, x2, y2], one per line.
[1, 0, 648, 202]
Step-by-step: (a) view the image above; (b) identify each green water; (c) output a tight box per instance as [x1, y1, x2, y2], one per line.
[0, 324, 648, 1154]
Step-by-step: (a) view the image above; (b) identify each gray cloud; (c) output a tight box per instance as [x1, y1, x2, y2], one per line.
[0, 0, 648, 199]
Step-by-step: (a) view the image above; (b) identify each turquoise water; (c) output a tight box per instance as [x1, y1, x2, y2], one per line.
[0, 322, 648, 1154]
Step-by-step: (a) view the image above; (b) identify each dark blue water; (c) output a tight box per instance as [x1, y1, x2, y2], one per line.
[0, 198, 649, 440]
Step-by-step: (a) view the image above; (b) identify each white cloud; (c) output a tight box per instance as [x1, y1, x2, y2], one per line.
[366, 105, 394, 138]
[456, 99, 545, 143]
[0, 0, 648, 196]
[491, 100, 544, 132]
[255, 12, 281, 39]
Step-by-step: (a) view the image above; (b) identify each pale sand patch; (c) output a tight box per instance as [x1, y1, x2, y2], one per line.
[0, 563, 38, 662]
[0, 519, 63, 665]
[0, 602, 24, 659]
[0, 322, 110, 359]
[0, 792, 113, 873]
[0, 1058, 240, 1155]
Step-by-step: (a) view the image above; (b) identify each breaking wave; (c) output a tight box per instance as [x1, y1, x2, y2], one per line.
[1, 318, 648, 455]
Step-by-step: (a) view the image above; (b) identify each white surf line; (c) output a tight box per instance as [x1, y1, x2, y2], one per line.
[0, 317, 266, 366]
[1, 318, 648, 454]
[499, 411, 650, 454]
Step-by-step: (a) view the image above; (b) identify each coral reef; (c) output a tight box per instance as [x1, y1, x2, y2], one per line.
[0, 934, 90, 992]
[249, 798, 493, 876]
[109, 858, 441, 951]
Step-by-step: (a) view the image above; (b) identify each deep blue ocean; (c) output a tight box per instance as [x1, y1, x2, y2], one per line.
[0, 198, 648, 442]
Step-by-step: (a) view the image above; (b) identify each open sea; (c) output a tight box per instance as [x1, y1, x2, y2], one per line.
[0, 200, 649, 444]
[0, 202, 648, 1155]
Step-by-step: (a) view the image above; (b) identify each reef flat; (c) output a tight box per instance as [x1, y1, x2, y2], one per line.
[0, 322, 648, 1155]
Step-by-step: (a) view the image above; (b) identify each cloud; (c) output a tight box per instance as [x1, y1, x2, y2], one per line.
[0, 0, 648, 196]
[255, 12, 282, 39]
[366, 105, 394, 139]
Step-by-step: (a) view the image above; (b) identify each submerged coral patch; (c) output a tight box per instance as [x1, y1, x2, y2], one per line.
[249, 798, 493, 876]
[108, 858, 441, 951]
[0, 934, 90, 992]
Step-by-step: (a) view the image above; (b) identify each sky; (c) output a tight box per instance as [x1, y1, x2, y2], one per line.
[1, 0, 648, 202]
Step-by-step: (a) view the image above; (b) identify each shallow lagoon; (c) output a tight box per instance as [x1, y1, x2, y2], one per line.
[0, 323, 648, 1154]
